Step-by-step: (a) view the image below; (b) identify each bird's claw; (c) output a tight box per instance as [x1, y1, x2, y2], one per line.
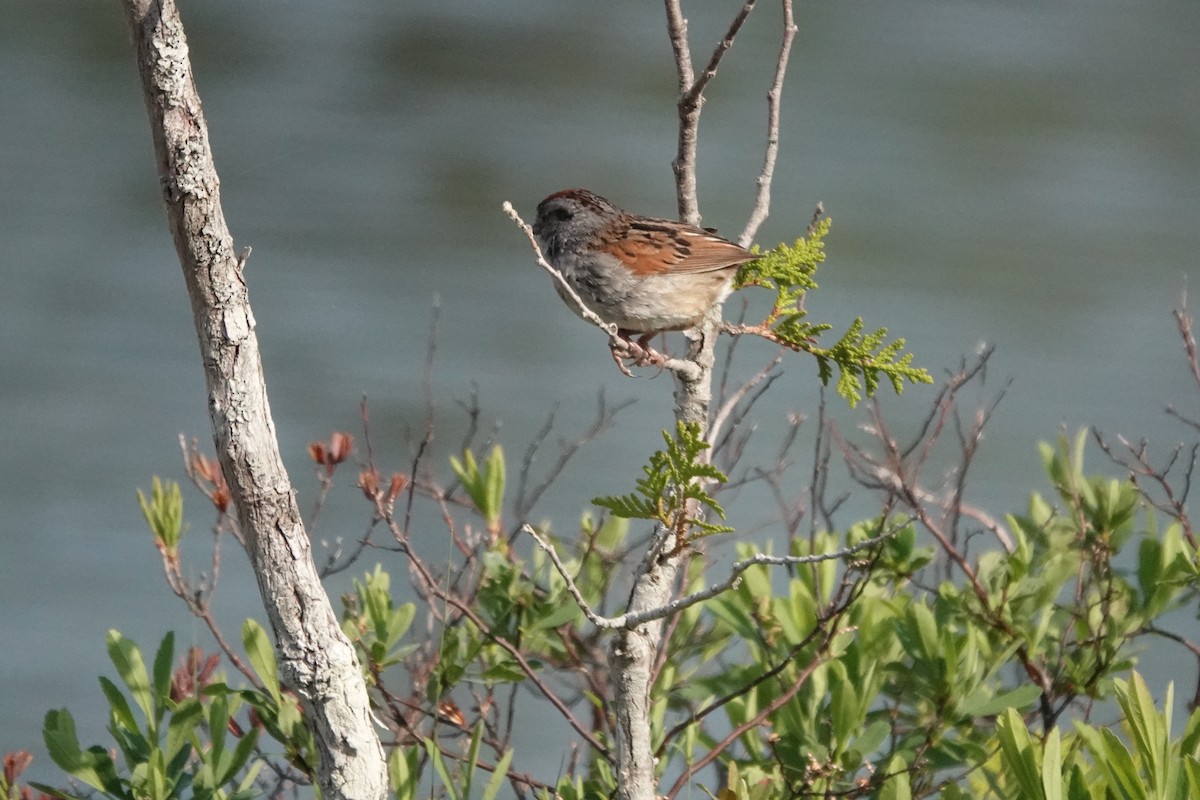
[610, 336, 666, 377]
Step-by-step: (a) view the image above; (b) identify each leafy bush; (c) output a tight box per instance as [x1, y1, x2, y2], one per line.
[10, 415, 1200, 799]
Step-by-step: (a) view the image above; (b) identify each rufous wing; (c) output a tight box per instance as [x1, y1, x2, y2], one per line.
[610, 218, 757, 276]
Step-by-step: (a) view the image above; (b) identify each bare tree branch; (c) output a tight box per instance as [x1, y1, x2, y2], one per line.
[689, 1, 757, 102]
[589, 5, 791, 796]
[1174, 287, 1200, 393]
[664, 0, 699, 223]
[513, 390, 636, 521]
[375, 498, 613, 761]
[709, 352, 784, 445]
[741, 0, 797, 246]
[502, 202, 619, 337]
[1093, 430, 1197, 547]
[523, 524, 896, 630]
[662, 569, 867, 800]
[666, 0, 760, 223]
[120, 3, 386, 798]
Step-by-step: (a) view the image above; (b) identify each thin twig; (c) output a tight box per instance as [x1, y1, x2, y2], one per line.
[382, 504, 612, 761]
[503, 201, 618, 339]
[709, 352, 784, 445]
[655, 613, 825, 759]
[514, 391, 636, 520]
[741, 0, 796, 246]
[663, 0, 699, 222]
[1174, 286, 1200, 392]
[1092, 430, 1197, 547]
[689, 1, 757, 102]
[662, 568, 871, 799]
[523, 524, 897, 630]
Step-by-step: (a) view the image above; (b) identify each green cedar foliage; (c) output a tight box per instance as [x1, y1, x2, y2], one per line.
[592, 421, 734, 539]
[735, 218, 933, 407]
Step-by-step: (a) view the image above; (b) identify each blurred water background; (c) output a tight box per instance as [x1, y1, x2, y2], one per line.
[2, 0, 1198, 784]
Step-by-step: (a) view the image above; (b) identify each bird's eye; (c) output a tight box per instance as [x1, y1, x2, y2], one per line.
[552, 207, 573, 222]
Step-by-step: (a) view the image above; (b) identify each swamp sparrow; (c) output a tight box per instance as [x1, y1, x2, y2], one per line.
[532, 188, 756, 371]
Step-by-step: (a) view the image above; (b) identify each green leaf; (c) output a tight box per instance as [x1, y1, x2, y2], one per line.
[208, 691, 230, 766]
[594, 514, 628, 551]
[1184, 758, 1200, 798]
[1180, 706, 1200, 757]
[220, 724, 259, 787]
[996, 708, 1045, 800]
[1077, 722, 1149, 800]
[592, 492, 655, 520]
[735, 219, 827, 295]
[878, 756, 912, 800]
[1098, 727, 1150, 800]
[960, 684, 1043, 717]
[855, 720, 891, 757]
[424, 738, 459, 800]
[481, 747, 514, 800]
[152, 632, 175, 726]
[732, 224, 934, 406]
[829, 665, 860, 753]
[144, 747, 169, 800]
[42, 709, 117, 795]
[242, 619, 281, 703]
[136, 477, 185, 553]
[165, 699, 201, 767]
[448, 449, 477, 486]
[388, 746, 420, 799]
[107, 630, 155, 730]
[98, 676, 140, 735]
[485, 445, 506, 531]
[907, 602, 938, 662]
[234, 759, 264, 800]
[1042, 727, 1063, 800]
[526, 601, 583, 631]
[450, 445, 506, 533]
[1114, 673, 1172, 795]
[462, 722, 484, 800]
[481, 659, 528, 684]
[1066, 763, 1098, 800]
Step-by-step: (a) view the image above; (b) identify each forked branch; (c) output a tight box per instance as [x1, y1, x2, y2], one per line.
[523, 523, 897, 630]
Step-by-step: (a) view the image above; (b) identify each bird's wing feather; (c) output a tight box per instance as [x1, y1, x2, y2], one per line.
[613, 218, 756, 276]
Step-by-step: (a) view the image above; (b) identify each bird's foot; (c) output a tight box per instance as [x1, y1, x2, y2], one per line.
[610, 333, 666, 376]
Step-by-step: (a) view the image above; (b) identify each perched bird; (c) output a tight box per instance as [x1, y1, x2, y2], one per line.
[533, 188, 756, 371]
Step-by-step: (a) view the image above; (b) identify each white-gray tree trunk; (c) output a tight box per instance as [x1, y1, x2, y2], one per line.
[120, 3, 387, 798]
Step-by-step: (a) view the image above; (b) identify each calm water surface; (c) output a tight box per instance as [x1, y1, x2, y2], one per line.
[2, 0, 1198, 783]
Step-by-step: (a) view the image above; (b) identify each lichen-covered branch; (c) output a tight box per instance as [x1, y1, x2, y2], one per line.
[120, 3, 386, 798]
